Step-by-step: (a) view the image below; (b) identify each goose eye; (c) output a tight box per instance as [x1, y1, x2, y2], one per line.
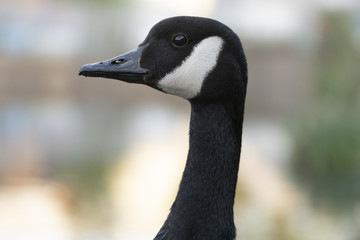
[171, 34, 188, 47]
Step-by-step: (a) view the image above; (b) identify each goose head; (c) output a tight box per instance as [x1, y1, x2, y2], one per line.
[79, 16, 247, 101]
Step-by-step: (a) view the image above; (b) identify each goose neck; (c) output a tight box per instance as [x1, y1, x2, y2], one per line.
[156, 100, 244, 239]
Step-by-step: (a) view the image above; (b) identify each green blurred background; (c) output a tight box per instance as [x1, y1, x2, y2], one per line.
[0, 0, 359, 239]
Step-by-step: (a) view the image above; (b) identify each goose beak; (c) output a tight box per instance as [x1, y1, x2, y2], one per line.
[79, 45, 149, 84]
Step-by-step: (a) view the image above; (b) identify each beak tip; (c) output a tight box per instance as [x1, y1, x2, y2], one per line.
[78, 65, 88, 76]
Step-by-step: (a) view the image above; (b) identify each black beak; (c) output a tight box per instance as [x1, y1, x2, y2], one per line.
[79, 45, 149, 84]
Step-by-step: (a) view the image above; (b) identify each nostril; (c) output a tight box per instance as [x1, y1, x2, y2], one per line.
[111, 58, 125, 65]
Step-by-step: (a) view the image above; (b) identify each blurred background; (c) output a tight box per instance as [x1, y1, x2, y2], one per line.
[1, 0, 360, 239]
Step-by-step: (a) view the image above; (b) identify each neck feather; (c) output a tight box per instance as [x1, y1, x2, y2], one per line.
[155, 99, 244, 240]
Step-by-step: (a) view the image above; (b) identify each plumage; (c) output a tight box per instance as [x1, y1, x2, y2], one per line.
[79, 16, 248, 240]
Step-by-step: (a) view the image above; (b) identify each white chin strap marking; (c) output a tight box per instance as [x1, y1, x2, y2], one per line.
[157, 36, 224, 99]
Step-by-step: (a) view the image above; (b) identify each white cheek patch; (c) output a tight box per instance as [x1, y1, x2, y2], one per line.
[157, 36, 224, 99]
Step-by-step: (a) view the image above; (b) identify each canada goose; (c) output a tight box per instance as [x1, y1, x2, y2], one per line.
[79, 16, 247, 240]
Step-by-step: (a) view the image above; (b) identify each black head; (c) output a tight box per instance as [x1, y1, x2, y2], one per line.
[79, 16, 247, 102]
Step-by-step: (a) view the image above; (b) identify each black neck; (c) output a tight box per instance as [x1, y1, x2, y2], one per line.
[155, 99, 244, 240]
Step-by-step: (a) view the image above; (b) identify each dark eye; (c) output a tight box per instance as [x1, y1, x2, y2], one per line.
[171, 34, 188, 47]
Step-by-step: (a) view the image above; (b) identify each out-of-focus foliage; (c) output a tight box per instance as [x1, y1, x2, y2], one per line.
[72, 0, 128, 6]
[53, 152, 114, 226]
[291, 11, 360, 210]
